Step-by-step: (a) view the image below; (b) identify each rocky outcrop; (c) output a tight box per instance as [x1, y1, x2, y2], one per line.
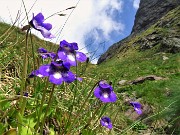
[97, 35, 132, 64]
[133, 6, 180, 53]
[131, 0, 180, 34]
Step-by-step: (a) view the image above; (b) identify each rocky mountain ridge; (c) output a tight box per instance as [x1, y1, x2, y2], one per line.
[97, 0, 180, 64]
[131, 0, 180, 34]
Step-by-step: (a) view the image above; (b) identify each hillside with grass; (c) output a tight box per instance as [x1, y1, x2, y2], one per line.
[0, 4, 179, 135]
[87, 6, 180, 134]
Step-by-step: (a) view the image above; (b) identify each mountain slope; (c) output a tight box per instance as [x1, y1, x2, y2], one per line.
[98, 1, 180, 64]
[90, 6, 180, 134]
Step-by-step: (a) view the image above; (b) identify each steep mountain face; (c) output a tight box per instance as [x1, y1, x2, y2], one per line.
[97, 0, 180, 64]
[131, 0, 180, 34]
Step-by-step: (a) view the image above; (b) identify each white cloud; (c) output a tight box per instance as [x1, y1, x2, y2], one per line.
[0, 0, 124, 64]
[133, 0, 140, 9]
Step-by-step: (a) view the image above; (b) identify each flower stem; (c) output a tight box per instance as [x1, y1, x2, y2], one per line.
[40, 84, 56, 134]
[19, 28, 29, 114]
[62, 55, 78, 134]
[108, 110, 119, 135]
[66, 81, 98, 134]
[17, 28, 30, 134]
[78, 103, 102, 134]
[34, 78, 49, 134]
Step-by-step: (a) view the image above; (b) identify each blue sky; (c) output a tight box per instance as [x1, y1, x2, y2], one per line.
[84, 0, 140, 62]
[0, 0, 140, 63]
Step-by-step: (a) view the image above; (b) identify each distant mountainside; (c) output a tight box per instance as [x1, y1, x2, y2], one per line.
[97, 0, 180, 64]
[131, 0, 180, 34]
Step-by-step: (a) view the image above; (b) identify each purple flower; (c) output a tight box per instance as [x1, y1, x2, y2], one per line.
[28, 70, 44, 78]
[18, 92, 29, 97]
[29, 13, 55, 38]
[94, 81, 117, 103]
[23, 92, 29, 97]
[58, 40, 87, 66]
[100, 116, 113, 129]
[38, 48, 49, 59]
[37, 60, 75, 85]
[130, 102, 142, 115]
[75, 76, 83, 82]
[38, 48, 56, 59]
[48, 52, 57, 60]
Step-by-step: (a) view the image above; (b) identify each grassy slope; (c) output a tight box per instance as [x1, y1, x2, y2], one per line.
[0, 23, 60, 134]
[86, 6, 180, 134]
[0, 22, 58, 91]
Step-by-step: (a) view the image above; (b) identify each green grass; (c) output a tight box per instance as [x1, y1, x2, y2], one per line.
[86, 46, 180, 134]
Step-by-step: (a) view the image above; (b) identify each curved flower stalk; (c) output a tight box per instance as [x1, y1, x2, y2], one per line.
[130, 101, 142, 115]
[100, 116, 113, 129]
[30, 60, 75, 85]
[29, 13, 55, 38]
[94, 80, 117, 103]
[58, 40, 87, 66]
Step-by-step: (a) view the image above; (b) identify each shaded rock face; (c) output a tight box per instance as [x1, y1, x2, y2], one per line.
[131, 0, 180, 34]
[133, 6, 180, 53]
[97, 36, 132, 64]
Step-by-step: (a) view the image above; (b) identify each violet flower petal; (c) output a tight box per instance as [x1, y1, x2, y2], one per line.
[99, 80, 112, 89]
[94, 87, 101, 98]
[39, 27, 55, 38]
[62, 71, 75, 83]
[66, 54, 76, 66]
[34, 13, 44, 22]
[58, 50, 67, 60]
[76, 52, 87, 62]
[38, 64, 51, 76]
[49, 72, 63, 85]
[41, 23, 52, 30]
[100, 116, 113, 129]
[130, 102, 142, 115]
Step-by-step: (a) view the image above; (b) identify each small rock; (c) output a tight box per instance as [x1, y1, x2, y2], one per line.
[129, 75, 167, 85]
[163, 56, 169, 60]
[118, 80, 128, 85]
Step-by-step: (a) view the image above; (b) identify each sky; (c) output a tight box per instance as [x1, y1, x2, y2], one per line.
[0, 0, 140, 64]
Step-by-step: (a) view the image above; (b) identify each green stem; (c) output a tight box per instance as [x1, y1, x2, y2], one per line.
[29, 31, 36, 71]
[63, 55, 78, 133]
[17, 28, 30, 134]
[40, 84, 56, 134]
[77, 103, 102, 134]
[66, 81, 98, 133]
[91, 103, 108, 129]
[17, 1, 33, 134]
[108, 110, 119, 135]
[19, 28, 29, 114]
[34, 78, 49, 134]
